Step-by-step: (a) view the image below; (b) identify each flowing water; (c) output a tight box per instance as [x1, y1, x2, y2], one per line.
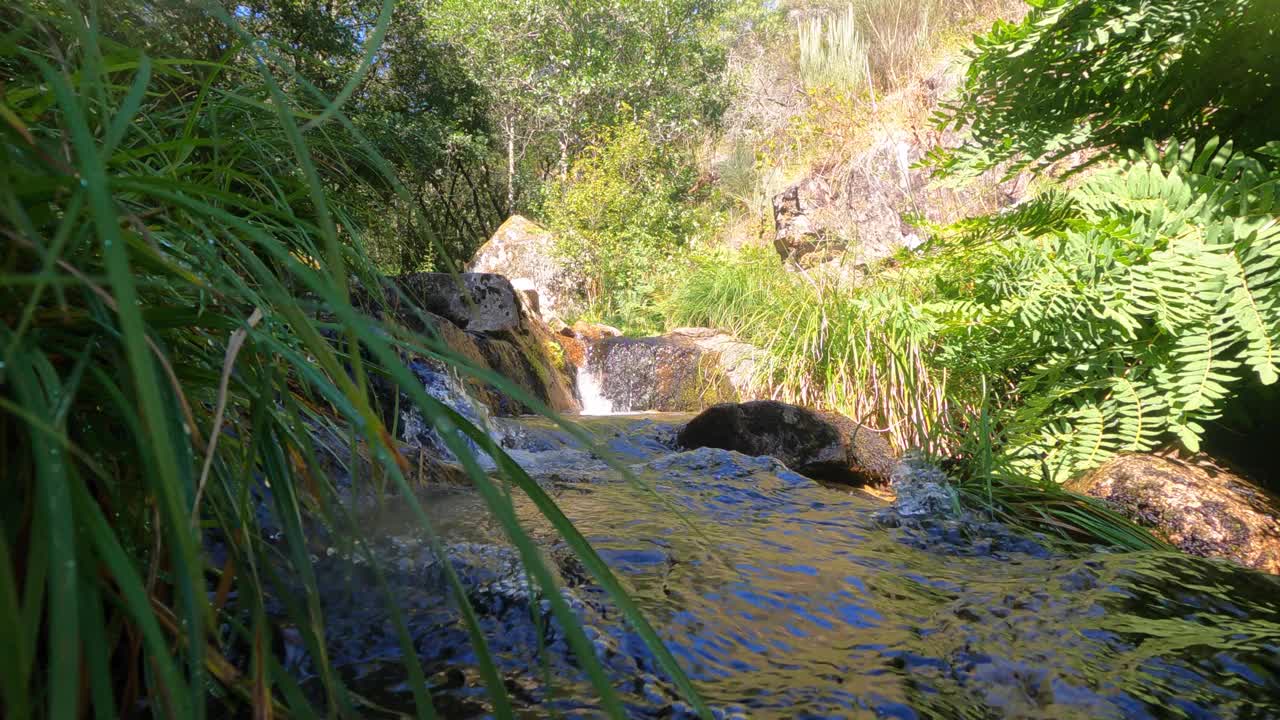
[295, 414, 1280, 719]
[575, 362, 615, 415]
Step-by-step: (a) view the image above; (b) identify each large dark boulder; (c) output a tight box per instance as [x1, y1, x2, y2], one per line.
[1068, 454, 1280, 574]
[676, 400, 894, 485]
[393, 272, 521, 333]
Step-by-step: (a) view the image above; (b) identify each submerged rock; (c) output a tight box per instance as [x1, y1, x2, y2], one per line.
[676, 400, 895, 485]
[1068, 453, 1280, 574]
[281, 413, 1280, 718]
[891, 454, 960, 517]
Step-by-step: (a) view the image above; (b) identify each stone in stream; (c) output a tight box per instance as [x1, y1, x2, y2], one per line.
[581, 328, 765, 413]
[890, 453, 961, 517]
[1068, 453, 1280, 574]
[676, 400, 895, 485]
[555, 320, 621, 368]
[357, 272, 581, 422]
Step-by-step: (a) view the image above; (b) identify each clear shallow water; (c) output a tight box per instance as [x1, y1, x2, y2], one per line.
[302, 415, 1280, 718]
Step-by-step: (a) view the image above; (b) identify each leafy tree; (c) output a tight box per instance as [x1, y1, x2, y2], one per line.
[543, 120, 707, 330]
[935, 0, 1280, 176]
[90, 0, 501, 270]
[1, 3, 715, 715]
[429, 0, 732, 211]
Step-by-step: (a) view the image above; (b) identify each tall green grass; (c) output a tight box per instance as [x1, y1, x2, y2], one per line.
[666, 247, 963, 454]
[798, 5, 871, 95]
[664, 245, 1165, 551]
[0, 4, 710, 718]
[795, 0, 1018, 98]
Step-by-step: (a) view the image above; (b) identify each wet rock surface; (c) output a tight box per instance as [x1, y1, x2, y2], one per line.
[362, 278, 580, 422]
[589, 334, 739, 412]
[678, 400, 895, 485]
[1069, 453, 1280, 574]
[265, 414, 1280, 718]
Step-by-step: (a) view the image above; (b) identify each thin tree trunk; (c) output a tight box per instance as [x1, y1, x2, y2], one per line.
[557, 132, 569, 181]
[504, 113, 516, 213]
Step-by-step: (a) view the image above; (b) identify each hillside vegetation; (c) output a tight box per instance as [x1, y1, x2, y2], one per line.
[658, 0, 1280, 540]
[2, 0, 1279, 716]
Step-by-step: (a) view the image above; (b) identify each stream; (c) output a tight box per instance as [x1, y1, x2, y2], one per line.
[286, 408, 1280, 719]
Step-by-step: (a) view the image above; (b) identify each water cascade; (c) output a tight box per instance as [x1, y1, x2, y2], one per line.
[574, 348, 616, 415]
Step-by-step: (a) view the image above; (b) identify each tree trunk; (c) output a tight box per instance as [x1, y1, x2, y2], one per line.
[557, 132, 569, 181]
[504, 113, 516, 213]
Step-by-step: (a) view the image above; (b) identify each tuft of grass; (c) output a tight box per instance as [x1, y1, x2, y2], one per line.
[665, 247, 963, 454]
[0, 4, 711, 718]
[798, 5, 870, 96]
[663, 244, 1165, 551]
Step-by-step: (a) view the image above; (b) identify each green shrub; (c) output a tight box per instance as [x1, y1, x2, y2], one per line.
[542, 120, 707, 332]
[938, 139, 1280, 482]
[668, 136, 1279, 547]
[934, 0, 1280, 176]
[666, 247, 961, 454]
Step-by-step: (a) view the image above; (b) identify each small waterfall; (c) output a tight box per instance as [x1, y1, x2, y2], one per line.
[575, 361, 615, 415]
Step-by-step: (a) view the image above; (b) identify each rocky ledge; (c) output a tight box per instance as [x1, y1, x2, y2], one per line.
[356, 271, 582, 424]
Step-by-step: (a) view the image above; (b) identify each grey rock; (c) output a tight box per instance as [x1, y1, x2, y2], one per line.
[468, 215, 586, 321]
[771, 176, 838, 265]
[891, 454, 960, 517]
[393, 272, 521, 333]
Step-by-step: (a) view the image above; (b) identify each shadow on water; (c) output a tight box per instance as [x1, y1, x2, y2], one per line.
[291, 415, 1280, 719]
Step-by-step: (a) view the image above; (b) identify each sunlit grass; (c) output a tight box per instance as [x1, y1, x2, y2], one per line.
[663, 246, 1165, 551]
[0, 4, 711, 717]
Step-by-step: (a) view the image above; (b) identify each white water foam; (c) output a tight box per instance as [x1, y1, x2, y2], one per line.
[575, 363, 615, 415]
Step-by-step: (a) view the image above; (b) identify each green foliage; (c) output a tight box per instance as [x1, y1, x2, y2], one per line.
[0, 4, 711, 717]
[667, 136, 1280, 545]
[666, 247, 957, 453]
[935, 0, 1280, 176]
[544, 121, 707, 332]
[941, 139, 1280, 482]
[429, 0, 732, 210]
[798, 6, 870, 94]
[80, 0, 504, 270]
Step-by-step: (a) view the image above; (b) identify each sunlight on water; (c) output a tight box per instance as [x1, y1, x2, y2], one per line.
[302, 415, 1280, 719]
